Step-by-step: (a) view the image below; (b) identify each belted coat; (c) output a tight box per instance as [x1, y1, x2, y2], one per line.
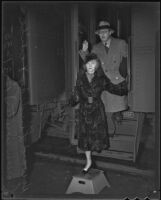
[69, 67, 128, 152]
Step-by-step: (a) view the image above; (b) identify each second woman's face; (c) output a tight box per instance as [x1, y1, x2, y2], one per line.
[86, 60, 97, 74]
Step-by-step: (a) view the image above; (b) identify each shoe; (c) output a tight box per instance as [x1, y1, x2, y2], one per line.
[81, 168, 89, 174]
[81, 160, 97, 174]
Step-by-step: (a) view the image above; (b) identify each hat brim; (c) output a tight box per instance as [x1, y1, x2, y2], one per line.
[95, 28, 114, 35]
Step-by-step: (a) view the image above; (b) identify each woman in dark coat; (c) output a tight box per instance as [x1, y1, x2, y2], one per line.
[70, 53, 128, 173]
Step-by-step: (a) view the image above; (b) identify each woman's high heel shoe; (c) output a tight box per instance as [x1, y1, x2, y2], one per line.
[81, 160, 97, 174]
[81, 168, 89, 174]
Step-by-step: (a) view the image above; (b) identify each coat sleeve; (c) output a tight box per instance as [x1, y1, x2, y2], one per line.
[102, 74, 128, 96]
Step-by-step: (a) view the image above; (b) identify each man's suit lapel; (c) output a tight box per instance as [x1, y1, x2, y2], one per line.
[106, 37, 114, 57]
[105, 37, 117, 66]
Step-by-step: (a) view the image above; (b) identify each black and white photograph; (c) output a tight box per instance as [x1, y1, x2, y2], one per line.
[1, 1, 160, 199]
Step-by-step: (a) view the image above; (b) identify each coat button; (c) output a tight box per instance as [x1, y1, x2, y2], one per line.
[102, 62, 104, 65]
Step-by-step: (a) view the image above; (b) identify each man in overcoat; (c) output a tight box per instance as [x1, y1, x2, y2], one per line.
[91, 20, 129, 134]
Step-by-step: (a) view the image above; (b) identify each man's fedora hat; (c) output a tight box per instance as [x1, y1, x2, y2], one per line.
[95, 21, 114, 34]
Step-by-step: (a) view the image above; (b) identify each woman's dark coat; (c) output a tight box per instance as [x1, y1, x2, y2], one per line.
[70, 66, 127, 153]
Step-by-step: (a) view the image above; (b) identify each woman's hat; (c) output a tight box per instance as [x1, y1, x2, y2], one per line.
[95, 21, 114, 35]
[84, 53, 99, 64]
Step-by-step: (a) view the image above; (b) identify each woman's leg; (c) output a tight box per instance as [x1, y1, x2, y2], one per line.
[83, 151, 92, 171]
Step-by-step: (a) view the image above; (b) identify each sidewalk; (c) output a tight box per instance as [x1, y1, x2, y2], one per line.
[13, 157, 158, 199]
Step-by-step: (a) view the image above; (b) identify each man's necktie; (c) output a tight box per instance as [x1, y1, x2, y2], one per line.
[104, 43, 109, 54]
